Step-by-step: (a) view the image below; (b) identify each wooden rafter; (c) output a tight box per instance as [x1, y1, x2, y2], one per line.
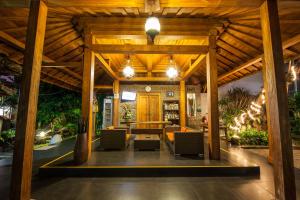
[218, 33, 300, 82]
[95, 53, 119, 80]
[0, 31, 82, 82]
[182, 55, 206, 80]
[42, 62, 81, 68]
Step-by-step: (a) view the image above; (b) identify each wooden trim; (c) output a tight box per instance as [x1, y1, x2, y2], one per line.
[260, 0, 296, 199]
[10, 1, 48, 200]
[91, 44, 209, 54]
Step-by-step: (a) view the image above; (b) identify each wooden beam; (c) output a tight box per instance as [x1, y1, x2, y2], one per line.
[81, 34, 95, 161]
[182, 55, 206, 80]
[206, 33, 220, 160]
[0, 31, 25, 51]
[179, 80, 186, 127]
[42, 62, 81, 68]
[260, 1, 296, 199]
[218, 33, 300, 81]
[91, 44, 208, 54]
[119, 77, 180, 82]
[113, 80, 120, 126]
[144, 0, 160, 13]
[94, 85, 113, 89]
[10, 1, 47, 200]
[78, 17, 223, 37]
[94, 53, 119, 80]
[2, 0, 299, 8]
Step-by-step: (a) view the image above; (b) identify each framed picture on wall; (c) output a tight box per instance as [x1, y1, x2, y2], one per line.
[166, 91, 174, 97]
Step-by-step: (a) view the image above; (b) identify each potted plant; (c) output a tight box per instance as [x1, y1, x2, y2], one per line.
[73, 118, 88, 165]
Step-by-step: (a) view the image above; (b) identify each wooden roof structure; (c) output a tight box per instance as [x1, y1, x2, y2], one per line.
[4, 1, 299, 200]
[0, 0, 300, 92]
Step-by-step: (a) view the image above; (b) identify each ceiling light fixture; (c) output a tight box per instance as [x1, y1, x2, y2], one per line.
[123, 57, 134, 79]
[145, 16, 160, 43]
[166, 57, 178, 79]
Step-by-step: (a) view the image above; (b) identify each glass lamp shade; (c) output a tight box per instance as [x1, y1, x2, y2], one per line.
[166, 67, 178, 79]
[123, 66, 135, 78]
[145, 17, 160, 42]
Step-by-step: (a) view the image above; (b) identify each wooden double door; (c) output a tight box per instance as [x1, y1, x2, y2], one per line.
[136, 93, 161, 128]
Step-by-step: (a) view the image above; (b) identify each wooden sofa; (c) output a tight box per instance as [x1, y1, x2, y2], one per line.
[166, 126, 204, 156]
[99, 128, 131, 150]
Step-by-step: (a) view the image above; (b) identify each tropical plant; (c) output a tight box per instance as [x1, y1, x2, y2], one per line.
[289, 92, 300, 136]
[239, 128, 268, 146]
[219, 87, 256, 126]
[37, 83, 82, 136]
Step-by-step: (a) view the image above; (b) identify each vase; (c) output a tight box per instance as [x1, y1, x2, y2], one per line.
[73, 132, 88, 165]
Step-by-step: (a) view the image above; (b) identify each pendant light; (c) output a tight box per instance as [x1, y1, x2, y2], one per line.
[145, 16, 160, 43]
[123, 56, 134, 79]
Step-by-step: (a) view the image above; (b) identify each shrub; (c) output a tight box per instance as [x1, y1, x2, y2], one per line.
[219, 87, 256, 126]
[239, 128, 268, 146]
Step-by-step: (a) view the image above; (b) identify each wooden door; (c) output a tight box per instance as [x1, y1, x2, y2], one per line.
[137, 93, 161, 128]
[137, 94, 149, 128]
[148, 94, 161, 128]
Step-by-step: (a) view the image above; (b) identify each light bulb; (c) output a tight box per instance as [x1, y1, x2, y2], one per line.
[166, 67, 178, 79]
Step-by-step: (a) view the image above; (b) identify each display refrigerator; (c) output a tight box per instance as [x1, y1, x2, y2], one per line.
[102, 98, 113, 128]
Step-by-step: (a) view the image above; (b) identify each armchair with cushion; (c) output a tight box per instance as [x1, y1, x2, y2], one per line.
[99, 128, 131, 150]
[166, 127, 204, 156]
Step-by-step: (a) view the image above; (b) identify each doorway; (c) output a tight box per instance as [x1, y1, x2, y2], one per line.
[136, 92, 161, 128]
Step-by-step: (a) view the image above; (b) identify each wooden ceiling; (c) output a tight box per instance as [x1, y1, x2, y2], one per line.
[0, 0, 300, 92]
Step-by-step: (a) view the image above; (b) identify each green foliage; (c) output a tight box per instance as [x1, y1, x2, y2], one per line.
[0, 129, 16, 147]
[37, 83, 81, 135]
[239, 128, 268, 146]
[289, 92, 300, 136]
[0, 93, 19, 108]
[219, 87, 256, 126]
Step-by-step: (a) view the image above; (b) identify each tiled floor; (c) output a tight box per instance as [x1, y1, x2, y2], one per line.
[49, 139, 255, 167]
[1, 138, 300, 200]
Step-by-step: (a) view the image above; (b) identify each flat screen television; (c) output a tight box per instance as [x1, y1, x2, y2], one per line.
[121, 91, 136, 101]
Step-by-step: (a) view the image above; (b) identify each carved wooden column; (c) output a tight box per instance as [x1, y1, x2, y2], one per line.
[113, 80, 120, 127]
[10, 0, 48, 199]
[180, 80, 186, 127]
[82, 34, 95, 160]
[206, 30, 220, 160]
[260, 0, 296, 199]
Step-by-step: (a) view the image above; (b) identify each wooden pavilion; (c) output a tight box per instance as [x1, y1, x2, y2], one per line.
[0, 0, 299, 199]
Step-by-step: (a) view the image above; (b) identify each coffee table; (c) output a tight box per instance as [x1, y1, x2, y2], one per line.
[134, 134, 160, 150]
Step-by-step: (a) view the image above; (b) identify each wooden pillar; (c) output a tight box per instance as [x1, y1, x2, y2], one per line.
[10, 1, 47, 199]
[180, 80, 186, 127]
[260, 0, 296, 199]
[113, 80, 120, 126]
[262, 58, 273, 164]
[81, 34, 95, 160]
[206, 30, 220, 160]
